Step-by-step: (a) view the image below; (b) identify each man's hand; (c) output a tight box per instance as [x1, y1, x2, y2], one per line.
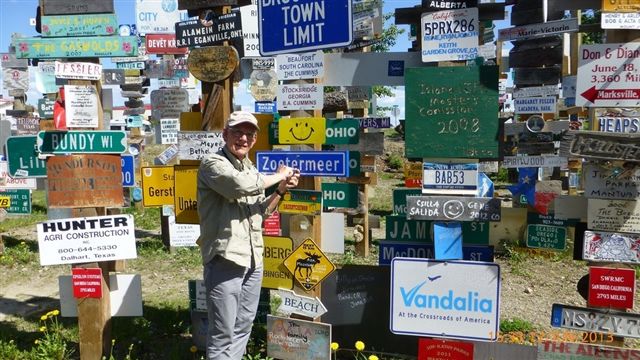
[275, 165, 294, 181]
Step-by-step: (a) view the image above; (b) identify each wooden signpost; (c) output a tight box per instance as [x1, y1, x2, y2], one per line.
[560, 131, 640, 162]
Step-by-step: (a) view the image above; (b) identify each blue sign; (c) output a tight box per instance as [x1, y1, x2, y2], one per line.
[388, 60, 404, 76]
[121, 155, 135, 187]
[378, 241, 494, 266]
[256, 151, 349, 177]
[477, 172, 494, 197]
[433, 222, 463, 260]
[258, 0, 353, 55]
[255, 101, 277, 114]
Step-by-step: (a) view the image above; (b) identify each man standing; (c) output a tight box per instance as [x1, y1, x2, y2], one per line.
[197, 111, 300, 359]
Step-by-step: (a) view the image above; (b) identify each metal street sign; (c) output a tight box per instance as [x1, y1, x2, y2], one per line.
[283, 238, 336, 291]
[325, 119, 359, 145]
[258, 0, 353, 55]
[0, 189, 31, 214]
[41, 14, 118, 37]
[551, 303, 640, 339]
[321, 182, 358, 208]
[583, 230, 640, 264]
[498, 18, 579, 42]
[276, 288, 327, 319]
[256, 151, 349, 177]
[141, 166, 175, 207]
[378, 242, 494, 265]
[6, 136, 47, 177]
[37, 130, 128, 154]
[526, 224, 566, 250]
[502, 156, 568, 169]
[121, 155, 135, 187]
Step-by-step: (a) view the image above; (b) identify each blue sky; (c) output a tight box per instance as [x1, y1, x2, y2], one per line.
[0, 0, 509, 121]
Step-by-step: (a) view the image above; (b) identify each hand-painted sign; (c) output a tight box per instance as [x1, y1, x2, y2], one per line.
[258, 0, 353, 55]
[588, 199, 640, 233]
[41, 14, 118, 37]
[390, 259, 500, 341]
[577, 42, 640, 107]
[405, 66, 499, 159]
[278, 190, 322, 215]
[551, 303, 640, 339]
[560, 131, 640, 162]
[175, 12, 242, 48]
[37, 215, 137, 266]
[514, 96, 557, 114]
[422, 162, 478, 195]
[275, 51, 324, 80]
[498, 18, 579, 42]
[588, 266, 636, 309]
[256, 151, 349, 177]
[141, 166, 175, 207]
[263, 236, 294, 289]
[502, 156, 568, 169]
[276, 288, 327, 319]
[6, 136, 47, 177]
[283, 238, 335, 291]
[150, 89, 190, 120]
[71, 268, 103, 299]
[526, 224, 566, 250]
[37, 130, 127, 154]
[407, 196, 501, 222]
[321, 182, 358, 208]
[136, 0, 186, 34]
[173, 165, 199, 224]
[177, 131, 224, 161]
[421, 8, 479, 62]
[42, 0, 114, 15]
[0, 189, 31, 214]
[64, 85, 100, 128]
[538, 341, 640, 360]
[379, 242, 494, 265]
[267, 315, 331, 360]
[278, 117, 326, 144]
[0, 52, 28, 68]
[145, 34, 188, 55]
[583, 230, 640, 264]
[13, 36, 139, 59]
[46, 155, 124, 208]
[188, 46, 239, 82]
[583, 163, 640, 200]
[277, 84, 324, 111]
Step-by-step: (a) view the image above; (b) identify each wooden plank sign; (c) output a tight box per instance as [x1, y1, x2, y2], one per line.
[46, 155, 123, 208]
[177, 131, 224, 161]
[405, 66, 499, 159]
[187, 46, 238, 82]
[583, 230, 640, 264]
[42, 0, 115, 15]
[267, 315, 331, 360]
[41, 14, 118, 37]
[175, 13, 242, 48]
[588, 199, 640, 233]
[406, 196, 501, 222]
[560, 131, 640, 162]
[13, 36, 138, 59]
[583, 163, 640, 200]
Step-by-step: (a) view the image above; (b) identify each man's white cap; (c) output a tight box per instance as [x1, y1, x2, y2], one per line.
[226, 110, 260, 130]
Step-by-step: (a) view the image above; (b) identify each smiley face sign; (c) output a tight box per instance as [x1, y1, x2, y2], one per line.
[278, 117, 326, 144]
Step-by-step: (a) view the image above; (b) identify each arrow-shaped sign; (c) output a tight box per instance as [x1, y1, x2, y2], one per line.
[276, 289, 327, 319]
[580, 86, 640, 103]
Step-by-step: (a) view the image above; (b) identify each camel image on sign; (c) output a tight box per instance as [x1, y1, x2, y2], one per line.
[283, 238, 335, 291]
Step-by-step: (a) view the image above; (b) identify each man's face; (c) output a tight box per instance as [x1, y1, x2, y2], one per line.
[223, 123, 258, 159]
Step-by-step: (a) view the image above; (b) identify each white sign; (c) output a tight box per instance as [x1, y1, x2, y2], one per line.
[588, 199, 640, 233]
[583, 230, 640, 264]
[150, 88, 190, 120]
[498, 18, 579, 42]
[514, 96, 557, 114]
[502, 156, 568, 169]
[158, 78, 180, 88]
[276, 289, 328, 319]
[422, 162, 478, 195]
[276, 51, 324, 80]
[602, 12, 640, 30]
[277, 84, 324, 110]
[0, 161, 37, 190]
[2, 68, 29, 91]
[577, 42, 640, 107]
[562, 76, 577, 99]
[168, 215, 200, 247]
[240, 5, 260, 57]
[155, 143, 179, 164]
[421, 8, 479, 63]
[177, 131, 225, 161]
[597, 115, 640, 133]
[36, 215, 138, 266]
[64, 85, 100, 128]
[54, 61, 102, 81]
[390, 258, 500, 341]
[161, 118, 180, 144]
[136, 0, 187, 34]
[60, 274, 143, 317]
[513, 85, 559, 99]
[584, 164, 640, 200]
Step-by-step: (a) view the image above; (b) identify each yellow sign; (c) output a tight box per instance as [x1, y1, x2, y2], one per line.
[263, 236, 294, 290]
[174, 165, 199, 224]
[141, 166, 175, 207]
[179, 112, 203, 131]
[278, 190, 322, 215]
[404, 161, 422, 180]
[283, 238, 335, 291]
[0, 196, 10, 208]
[603, 0, 640, 12]
[278, 117, 326, 144]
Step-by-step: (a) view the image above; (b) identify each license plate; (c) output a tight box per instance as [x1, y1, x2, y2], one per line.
[423, 162, 478, 195]
[551, 303, 640, 339]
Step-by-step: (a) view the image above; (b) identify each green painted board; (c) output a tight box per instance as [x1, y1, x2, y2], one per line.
[13, 36, 138, 59]
[386, 214, 489, 245]
[392, 188, 422, 215]
[0, 189, 31, 215]
[325, 118, 359, 145]
[526, 224, 566, 250]
[322, 182, 358, 208]
[37, 130, 127, 154]
[6, 136, 47, 177]
[41, 14, 118, 37]
[405, 66, 500, 159]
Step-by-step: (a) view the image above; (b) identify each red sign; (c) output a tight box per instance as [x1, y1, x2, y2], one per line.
[71, 268, 103, 299]
[418, 338, 474, 360]
[263, 210, 281, 236]
[588, 267, 636, 309]
[405, 179, 422, 188]
[146, 34, 188, 55]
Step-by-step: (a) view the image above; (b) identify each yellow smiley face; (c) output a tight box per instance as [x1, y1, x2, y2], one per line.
[279, 117, 326, 144]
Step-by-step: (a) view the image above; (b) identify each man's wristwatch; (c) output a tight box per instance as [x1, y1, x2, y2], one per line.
[275, 188, 286, 197]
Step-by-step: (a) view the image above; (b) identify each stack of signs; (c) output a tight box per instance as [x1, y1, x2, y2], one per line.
[351, 0, 382, 50]
[275, 51, 324, 111]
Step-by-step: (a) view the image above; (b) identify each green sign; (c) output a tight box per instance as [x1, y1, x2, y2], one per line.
[41, 14, 118, 37]
[392, 188, 422, 215]
[13, 36, 138, 59]
[386, 215, 489, 245]
[37, 131, 127, 154]
[321, 182, 358, 208]
[349, 151, 360, 175]
[0, 189, 31, 214]
[405, 66, 500, 159]
[38, 98, 55, 118]
[526, 224, 566, 250]
[325, 118, 359, 144]
[6, 136, 47, 177]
